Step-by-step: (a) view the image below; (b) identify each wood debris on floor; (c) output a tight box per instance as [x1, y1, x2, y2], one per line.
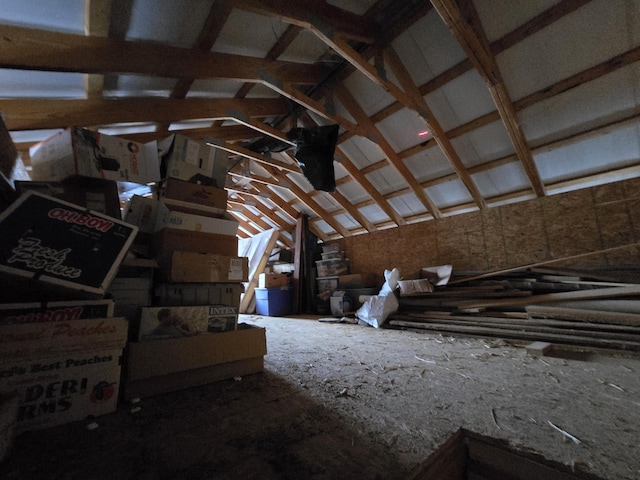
[388, 265, 640, 353]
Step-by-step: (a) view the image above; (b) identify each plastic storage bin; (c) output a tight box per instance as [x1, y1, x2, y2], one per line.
[255, 287, 292, 316]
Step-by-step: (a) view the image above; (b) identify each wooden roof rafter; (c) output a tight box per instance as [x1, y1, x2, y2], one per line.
[430, 0, 546, 198]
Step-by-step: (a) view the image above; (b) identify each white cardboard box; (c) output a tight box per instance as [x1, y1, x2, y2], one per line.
[159, 134, 227, 188]
[30, 127, 160, 185]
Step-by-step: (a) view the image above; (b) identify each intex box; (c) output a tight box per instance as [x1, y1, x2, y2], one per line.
[0, 191, 138, 301]
[158, 251, 248, 283]
[0, 317, 128, 433]
[30, 127, 160, 185]
[136, 305, 238, 341]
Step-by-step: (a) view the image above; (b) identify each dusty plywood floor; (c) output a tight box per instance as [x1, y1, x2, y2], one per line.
[1, 314, 639, 480]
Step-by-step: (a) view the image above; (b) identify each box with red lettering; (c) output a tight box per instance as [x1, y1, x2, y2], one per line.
[0, 190, 138, 302]
[0, 317, 128, 433]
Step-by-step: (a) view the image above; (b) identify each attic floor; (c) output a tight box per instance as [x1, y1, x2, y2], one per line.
[1, 314, 639, 480]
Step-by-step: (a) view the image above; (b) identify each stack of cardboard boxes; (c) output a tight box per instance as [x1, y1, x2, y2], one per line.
[0, 128, 266, 438]
[315, 244, 378, 316]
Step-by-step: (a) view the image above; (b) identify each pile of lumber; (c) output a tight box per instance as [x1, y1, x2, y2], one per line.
[388, 266, 640, 352]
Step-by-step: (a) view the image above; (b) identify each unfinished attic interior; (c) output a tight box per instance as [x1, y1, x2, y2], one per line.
[1, 0, 640, 478]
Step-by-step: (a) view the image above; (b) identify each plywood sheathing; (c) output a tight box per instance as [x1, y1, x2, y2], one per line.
[344, 177, 640, 279]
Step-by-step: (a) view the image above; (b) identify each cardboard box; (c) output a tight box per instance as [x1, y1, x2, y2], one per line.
[136, 305, 237, 341]
[0, 191, 138, 301]
[15, 176, 121, 219]
[158, 251, 248, 283]
[153, 282, 242, 307]
[0, 317, 129, 360]
[0, 299, 115, 326]
[30, 127, 160, 185]
[159, 133, 227, 188]
[125, 323, 265, 385]
[160, 177, 228, 213]
[397, 278, 434, 296]
[255, 288, 291, 316]
[108, 257, 156, 320]
[0, 347, 124, 433]
[124, 195, 233, 234]
[258, 273, 288, 289]
[123, 357, 263, 400]
[152, 228, 238, 258]
[0, 316, 127, 433]
[164, 210, 238, 236]
[122, 195, 169, 234]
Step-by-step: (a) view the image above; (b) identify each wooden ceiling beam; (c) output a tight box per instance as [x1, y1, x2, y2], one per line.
[230, 0, 376, 44]
[333, 83, 442, 219]
[206, 138, 299, 174]
[384, 46, 486, 210]
[83, 0, 111, 99]
[0, 24, 326, 85]
[430, 0, 546, 198]
[259, 163, 350, 238]
[0, 97, 290, 131]
[334, 148, 406, 227]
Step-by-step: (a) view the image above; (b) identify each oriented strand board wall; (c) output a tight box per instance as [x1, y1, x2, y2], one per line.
[342, 178, 640, 281]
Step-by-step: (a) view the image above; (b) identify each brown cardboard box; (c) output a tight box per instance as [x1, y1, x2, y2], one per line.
[124, 323, 266, 399]
[152, 227, 238, 257]
[153, 282, 242, 307]
[258, 273, 288, 289]
[160, 177, 228, 212]
[15, 176, 121, 219]
[158, 251, 248, 283]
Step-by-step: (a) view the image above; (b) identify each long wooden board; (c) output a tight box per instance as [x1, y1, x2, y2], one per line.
[455, 285, 640, 311]
[526, 305, 640, 326]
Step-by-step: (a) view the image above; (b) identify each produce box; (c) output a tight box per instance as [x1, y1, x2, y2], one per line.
[0, 299, 114, 325]
[136, 305, 237, 341]
[157, 251, 248, 283]
[153, 282, 242, 307]
[1, 348, 124, 433]
[0, 191, 138, 301]
[159, 133, 227, 188]
[0, 316, 128, 433]
[30, 127, 160, 185]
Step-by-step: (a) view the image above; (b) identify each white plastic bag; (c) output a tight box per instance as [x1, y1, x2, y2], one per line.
[356, 268, 400, 328]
